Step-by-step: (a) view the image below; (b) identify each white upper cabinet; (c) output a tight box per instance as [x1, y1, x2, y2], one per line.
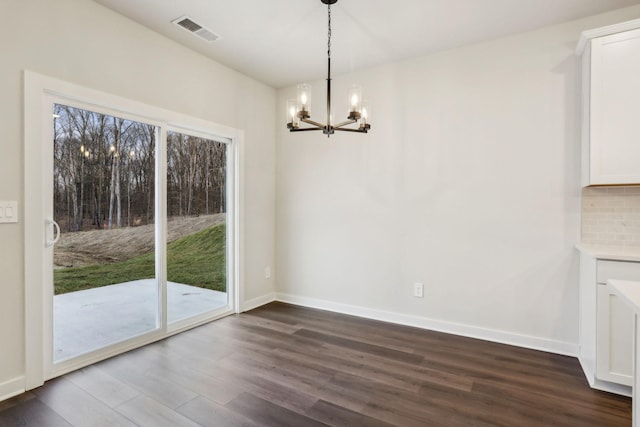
[579, 20, 640, 186]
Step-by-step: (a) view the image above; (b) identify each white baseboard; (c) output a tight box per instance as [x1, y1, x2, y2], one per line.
[0, 376, 25, 403]
[275, 293, 579, 357]
[242, 292, 276, 312]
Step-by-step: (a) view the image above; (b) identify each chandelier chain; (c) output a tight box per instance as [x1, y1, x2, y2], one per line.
[327, 3, 332, 59]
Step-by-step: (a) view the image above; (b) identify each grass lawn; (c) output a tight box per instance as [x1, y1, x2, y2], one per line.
[54, 223, 226, 295]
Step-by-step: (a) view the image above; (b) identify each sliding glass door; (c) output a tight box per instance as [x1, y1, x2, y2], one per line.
[30, 90, 237, 383]
[166, 131, 229, 324]
[52, 104, 159, 362]
[24, 72, 242, 389]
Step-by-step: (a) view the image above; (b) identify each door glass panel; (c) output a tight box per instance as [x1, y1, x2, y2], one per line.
[53, 104, 158, 362]
[166, 131, 228, 323]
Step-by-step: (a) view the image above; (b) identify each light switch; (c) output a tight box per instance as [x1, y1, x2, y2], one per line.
[0, 201, 18, 224]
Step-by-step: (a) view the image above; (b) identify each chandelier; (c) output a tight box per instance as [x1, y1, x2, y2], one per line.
[287, 0, 371, 137]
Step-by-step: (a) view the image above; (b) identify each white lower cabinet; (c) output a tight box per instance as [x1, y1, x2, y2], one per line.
[596, 283, 633, 386]
[579, 254, 640, 395]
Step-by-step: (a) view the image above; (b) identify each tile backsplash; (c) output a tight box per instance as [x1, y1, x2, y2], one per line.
[582, 186, 640, 248]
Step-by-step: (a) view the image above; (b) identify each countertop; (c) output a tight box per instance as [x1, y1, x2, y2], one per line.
[608, 279, 640, 313]
[576, 244, 640, 262]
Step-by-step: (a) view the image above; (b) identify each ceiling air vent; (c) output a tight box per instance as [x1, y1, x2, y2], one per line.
[172, 16, 220, 42]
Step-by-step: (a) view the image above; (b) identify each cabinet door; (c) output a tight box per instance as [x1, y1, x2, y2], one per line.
[590, 28, 640, 185]
[596, 284, 633, 386]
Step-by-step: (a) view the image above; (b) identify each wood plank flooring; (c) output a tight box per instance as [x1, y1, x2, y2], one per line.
[0, 302, 631, 426]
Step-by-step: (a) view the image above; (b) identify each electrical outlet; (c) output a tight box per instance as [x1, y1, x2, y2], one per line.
[265, 266, 271, 279]
[413, 282, 424, 298]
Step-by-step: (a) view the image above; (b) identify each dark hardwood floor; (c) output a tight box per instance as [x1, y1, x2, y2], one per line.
[0, 302, 631, 426]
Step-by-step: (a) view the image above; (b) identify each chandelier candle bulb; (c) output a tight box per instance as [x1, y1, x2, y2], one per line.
[360, 104, 369, 129]
[296, 83, 311, 118]
[347, 85, 362, 118]
[286, 99, 298, 128]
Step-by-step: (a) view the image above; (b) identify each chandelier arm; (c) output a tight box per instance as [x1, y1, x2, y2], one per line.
[333, 127, 369, 133]
[333, 119, 357, 129]
[289, 127, 324, 132]
[300, 118, 326, 128]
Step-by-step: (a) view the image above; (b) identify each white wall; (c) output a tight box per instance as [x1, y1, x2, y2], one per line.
[276, 6, 640, 354]
[0, 0, 276, 396]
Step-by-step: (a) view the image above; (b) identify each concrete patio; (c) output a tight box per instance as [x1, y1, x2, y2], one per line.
[54, 279, 227, 362]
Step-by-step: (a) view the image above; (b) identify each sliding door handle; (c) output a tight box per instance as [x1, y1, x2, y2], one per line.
[45, 219, 60, 248]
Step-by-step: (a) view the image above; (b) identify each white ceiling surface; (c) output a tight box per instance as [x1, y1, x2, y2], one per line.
[94, 0, 639, 88]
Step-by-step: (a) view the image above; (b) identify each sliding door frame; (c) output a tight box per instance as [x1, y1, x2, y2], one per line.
[24, 71, 243, 390]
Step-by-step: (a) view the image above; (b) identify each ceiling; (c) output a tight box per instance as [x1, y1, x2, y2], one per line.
[93, 0, 639, 88]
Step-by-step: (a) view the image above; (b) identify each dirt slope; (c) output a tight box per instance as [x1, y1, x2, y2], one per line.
[54, 214, 225, 269]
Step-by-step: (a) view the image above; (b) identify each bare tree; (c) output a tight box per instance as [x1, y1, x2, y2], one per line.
[53, 106, 226, 235]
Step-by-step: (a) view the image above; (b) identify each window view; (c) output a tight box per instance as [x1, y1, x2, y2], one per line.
[166, 131, 228, 323]
[51, 106, 230, 363]
[53, 104, 158, 361]
[52, 104, 158, 362]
